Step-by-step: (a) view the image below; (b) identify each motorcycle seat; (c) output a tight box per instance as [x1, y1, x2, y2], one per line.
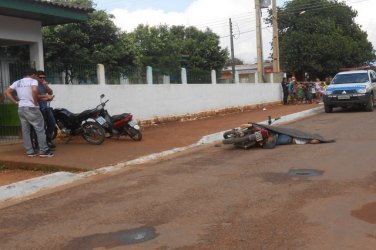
[73, 108, 96, 119]
[111, 113, 131, 122]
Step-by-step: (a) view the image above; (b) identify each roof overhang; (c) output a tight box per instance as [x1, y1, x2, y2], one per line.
[0, 0, 93, 26]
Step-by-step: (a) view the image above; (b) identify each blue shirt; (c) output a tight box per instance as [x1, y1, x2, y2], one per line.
[37, 83, 49, 110]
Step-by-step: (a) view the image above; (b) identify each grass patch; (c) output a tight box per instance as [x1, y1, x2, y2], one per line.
[0, 164, 8, 172]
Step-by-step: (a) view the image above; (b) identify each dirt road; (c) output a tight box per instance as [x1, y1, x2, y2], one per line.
[0, 107, 375, 249]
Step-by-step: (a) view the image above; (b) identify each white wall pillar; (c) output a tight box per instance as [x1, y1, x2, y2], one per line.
[163, 75, 170, 84]
[255, 72, 260, 84]
[97, 64, 106, 85]
[120, 76, 129, 85]
[181, 68, 187, 84]
[211, 70, 217, 84]
[29, 41, 44, 70]
[235, 71, 240, 84]
[147, 66, 153, 85]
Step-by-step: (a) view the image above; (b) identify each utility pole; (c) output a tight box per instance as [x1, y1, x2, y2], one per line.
[255, 0, 264, 82]
[272, 0, 280, 72]
[229, 18, 236, 83]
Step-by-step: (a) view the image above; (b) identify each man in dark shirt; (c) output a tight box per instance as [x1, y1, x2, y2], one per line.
[281, 77, 288, 105]
[36, 70, 56, 149]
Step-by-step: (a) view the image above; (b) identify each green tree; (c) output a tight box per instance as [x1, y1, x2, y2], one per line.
[130, 25, 228, 78]
[42, 10, 136, 84]
[52, 0, 93, 8]
[268, 0, 376, 79]
[226, 57, 244, 67]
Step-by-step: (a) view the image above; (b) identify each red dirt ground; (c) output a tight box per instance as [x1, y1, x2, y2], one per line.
[0, 103, 321, 186]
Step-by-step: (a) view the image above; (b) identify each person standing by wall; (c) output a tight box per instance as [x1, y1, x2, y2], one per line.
[36, 70, 56, 149]
[314, 78, 323, 103]
[288, 77, 296, 104]
[4, 68, 54, 157]
[281, 77, 288, 105]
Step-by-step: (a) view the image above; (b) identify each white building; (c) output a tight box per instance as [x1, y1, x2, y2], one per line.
[0, 0, 91, 92]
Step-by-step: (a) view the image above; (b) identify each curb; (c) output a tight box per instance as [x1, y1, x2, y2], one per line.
[0, 106, 323, 202]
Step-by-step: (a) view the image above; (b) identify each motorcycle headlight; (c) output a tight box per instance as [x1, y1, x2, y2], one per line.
[324, 90, 332, 95]
[97, 105, 103, 110]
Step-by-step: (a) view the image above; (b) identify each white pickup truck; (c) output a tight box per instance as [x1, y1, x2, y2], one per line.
[323, 69, 376, 113]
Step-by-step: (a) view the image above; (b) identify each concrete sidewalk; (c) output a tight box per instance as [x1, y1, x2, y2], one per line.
[0, 103, 323, 201]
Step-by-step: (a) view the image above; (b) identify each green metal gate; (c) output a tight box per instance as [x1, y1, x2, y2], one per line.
[0, 61, 25, 144]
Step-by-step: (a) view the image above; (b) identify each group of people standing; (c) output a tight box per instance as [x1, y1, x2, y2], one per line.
[281, 76, 330, 105]
[5, 68, 56, 157]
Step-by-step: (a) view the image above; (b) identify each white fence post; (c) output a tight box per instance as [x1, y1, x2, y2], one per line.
[235, 71, 240, 84]
[120, 76, 129, 85]
[97, 64, 106, 85]
[147, 66, 153, 85]
[163, 75, 170, 84]
[211, 70, 217, 84]
[181, 68, 187, 84]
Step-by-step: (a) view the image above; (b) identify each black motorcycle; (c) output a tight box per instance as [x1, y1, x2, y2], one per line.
[53, 104, 107, 145]
[31, 103, 107, 149]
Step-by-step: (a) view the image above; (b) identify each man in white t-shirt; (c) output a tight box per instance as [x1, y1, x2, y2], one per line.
[4, 68, 53, 157]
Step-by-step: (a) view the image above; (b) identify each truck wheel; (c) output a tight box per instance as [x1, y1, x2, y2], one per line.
[324, 103, 333, 113]
[365, 95, 374, 112]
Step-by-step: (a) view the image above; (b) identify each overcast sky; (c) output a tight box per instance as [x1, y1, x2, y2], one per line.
[93, 0, 375, 64]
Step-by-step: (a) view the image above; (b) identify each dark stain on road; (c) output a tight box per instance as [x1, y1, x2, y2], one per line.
[351, 202, 376, 224]
[260, 169, 323, 184]
[62, 226, 158, 250]
[288, 169, 324, 177]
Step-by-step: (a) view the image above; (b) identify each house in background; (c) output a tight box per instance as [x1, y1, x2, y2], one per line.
[0, 0, 92, 92]
[220, 61, 278, 83]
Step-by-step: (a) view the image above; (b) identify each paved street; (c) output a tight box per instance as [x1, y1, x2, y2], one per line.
[0, 106, 375, 249]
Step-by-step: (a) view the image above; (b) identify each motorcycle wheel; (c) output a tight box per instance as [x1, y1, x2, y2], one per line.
[81, 121, 106, 145]
[235, 140, 256, 149]
[223, 135, 250, 144]
[126, 126, 142, 141]
[223, 130, 235, 139]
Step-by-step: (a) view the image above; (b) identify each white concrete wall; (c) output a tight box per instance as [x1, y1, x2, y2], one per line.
[50, 83, 282, 121]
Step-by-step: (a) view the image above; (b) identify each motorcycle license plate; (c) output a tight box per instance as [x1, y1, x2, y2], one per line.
[95, 116, 107, 125]
[129, 120, 140, 130]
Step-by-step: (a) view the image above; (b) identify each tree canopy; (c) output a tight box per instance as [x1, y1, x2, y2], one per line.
[42, 8, 228, 83]
[268, 0, 376, 80]
[129, 24, 228, 75]
[42, 10, 137, 83]
[43, 10, 135, 67]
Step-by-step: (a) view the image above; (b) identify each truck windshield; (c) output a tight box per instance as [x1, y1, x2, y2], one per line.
[332, 73, 369, 84]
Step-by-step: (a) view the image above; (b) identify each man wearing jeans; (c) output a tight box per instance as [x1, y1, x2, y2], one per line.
[36, 70, 56, 149]
[4, 68, 54, 157]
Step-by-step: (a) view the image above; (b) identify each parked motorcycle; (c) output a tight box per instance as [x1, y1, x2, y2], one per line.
[96, 94, 142, 141]
[52, 103, 107, 145]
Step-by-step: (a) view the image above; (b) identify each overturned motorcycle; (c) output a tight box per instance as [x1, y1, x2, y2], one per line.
[96, 94, 142, 141]
[223, 122, 335, 149]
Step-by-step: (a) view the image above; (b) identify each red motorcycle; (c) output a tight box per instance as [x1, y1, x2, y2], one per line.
[97, 94, 142, 141]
